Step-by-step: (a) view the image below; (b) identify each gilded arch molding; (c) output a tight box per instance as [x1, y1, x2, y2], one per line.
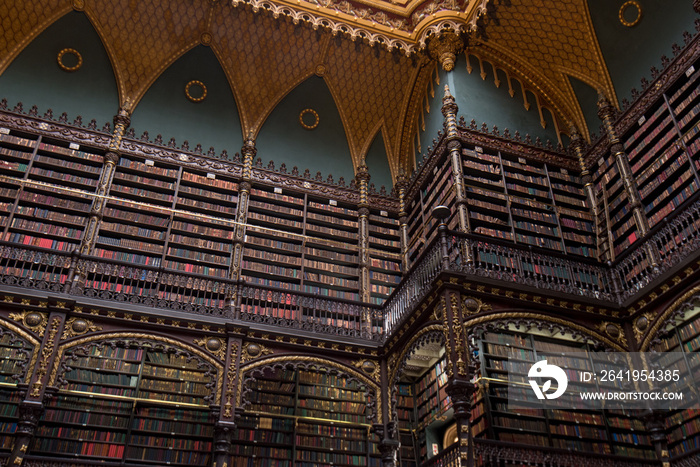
[464, 312, 626, 352]
[640, 285, 700, 351]
[48, 332, 224, 404]
[0, 317, 42, 384]
[239, 355, 382, 423]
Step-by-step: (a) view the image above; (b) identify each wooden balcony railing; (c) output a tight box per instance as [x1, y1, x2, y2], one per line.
[1, 193, 700, 344]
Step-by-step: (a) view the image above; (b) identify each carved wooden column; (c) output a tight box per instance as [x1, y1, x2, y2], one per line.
[356, 163, 373, 335]
[229, 137, 255, 284]
[569, 126, 603, 259]
[441, 85, 475, 269]
[395, 170, 410, 272]
[69, 108, 130, 292]
[213, 335, 242, 467]
[436, 215, 475, 466]
[597, 95, 648, 235]
[598, 95, 660, 270]
[375, 358, 399, 467]
[9, 300, 69, 466]
[78, 108, 130, 257]
[6, 401, 44, 467]
[642, 410, 671, 466]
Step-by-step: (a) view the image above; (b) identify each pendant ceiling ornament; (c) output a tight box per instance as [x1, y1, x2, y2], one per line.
[230, 0, 498, 55]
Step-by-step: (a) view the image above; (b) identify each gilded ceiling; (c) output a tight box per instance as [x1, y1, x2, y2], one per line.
[0, 0, 618, 176]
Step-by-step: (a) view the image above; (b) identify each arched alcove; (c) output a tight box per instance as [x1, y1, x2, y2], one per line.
[0, 11, 118, 124]
[256, 76, 355, 181]
[129, 45, 242, 157]
[365, 130, 393, 189]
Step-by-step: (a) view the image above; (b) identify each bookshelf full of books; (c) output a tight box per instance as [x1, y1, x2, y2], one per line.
[233, 366, 379, 467]
[0, 129, 101, 253]
[32, 344, 216, 465]
[405, 141, 596, 271]
[406, 150, 456, 265]
[0, 328, 33, 453]
[653, 311, 700, 457]
[623, 57, 700, 230]
[368, 209, 402, 304]
[476, 331, 656, 459]
[592, 56, 700, 261]
[396, 383, 417, 467]
[303, 195, 360, 301]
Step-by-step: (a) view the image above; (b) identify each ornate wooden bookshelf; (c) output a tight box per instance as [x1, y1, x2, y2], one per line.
[32, 343, 217, 466]
[475, 330, 656, 460]
[235, 366, 379, 467]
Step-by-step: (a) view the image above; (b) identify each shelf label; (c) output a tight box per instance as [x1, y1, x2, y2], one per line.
[598, 157, 605, 166]
[518, 157, 526, 164]
[145, 159, 154, 166]
[380, 210, 388, 217]
[687, 65, 695, 77]
[433, 166, 438, 174]
[561, 168, 568, 174]
[329, 199, 337, 206]
[0, 128, 9, 135]
[638, 115, 646, 126]
[206, 172, 216, 179]
[475, 146, 483, 153]
[69, 142, 80, 150]
[274, 187, 282, 194]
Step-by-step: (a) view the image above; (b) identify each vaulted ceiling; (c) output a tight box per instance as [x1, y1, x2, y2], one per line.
[0, 0, 684, 178]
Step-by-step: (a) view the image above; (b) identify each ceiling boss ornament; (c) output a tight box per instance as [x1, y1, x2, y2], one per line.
[427, 31, 465, 71]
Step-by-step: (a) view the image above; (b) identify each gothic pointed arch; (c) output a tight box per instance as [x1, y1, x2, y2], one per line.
[0, 1, 72, 76]
[239, 355, 381, 424]
[0, 11, 118, 125]
[49, 332, 224, 404]
[256, 75, 355, 182]
[129, 45, 243, 157]
[364, 127, 394, 189]
[0, 316, 42, 384]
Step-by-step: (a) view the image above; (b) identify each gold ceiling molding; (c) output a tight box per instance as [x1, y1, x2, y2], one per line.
[0, 1, 72, 76]
[481, 0, 617, 138]
[83, 0, 213, 108]
[474, 43, 589, 139]
[229, 0, 492, 55]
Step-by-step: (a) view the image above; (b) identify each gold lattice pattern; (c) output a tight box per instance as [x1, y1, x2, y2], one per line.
[482, 0, 616, 132]
[84, 0, 210, 107]
[0, 0, 70, 75]
[325, 37, 415, 172]
[210, 3, 327, 138]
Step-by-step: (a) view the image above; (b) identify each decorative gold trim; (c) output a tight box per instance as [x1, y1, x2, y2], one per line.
[57, 48, 82, 72]
[49, 333, 224, 404]
[185, 80, 207, 103]
[599, 322, 628, 349]
[465, 313, 626, 351]
[299, 108, 320, 130]
[640, 286, 700, 351]
[240, 342, 273, 364]
[619, 1, 642, 27]
[9, 310, 48, 337]
[388, 324, 445, 414]
[31, 317, 61, 398]
[0, 318, 42, 383]
[239, 355, 381, 423]
[194, 337, 227, 361]
[61, 317, 101, 340]
[223, 343, 238, 418]
[352, 359, 381, 384]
